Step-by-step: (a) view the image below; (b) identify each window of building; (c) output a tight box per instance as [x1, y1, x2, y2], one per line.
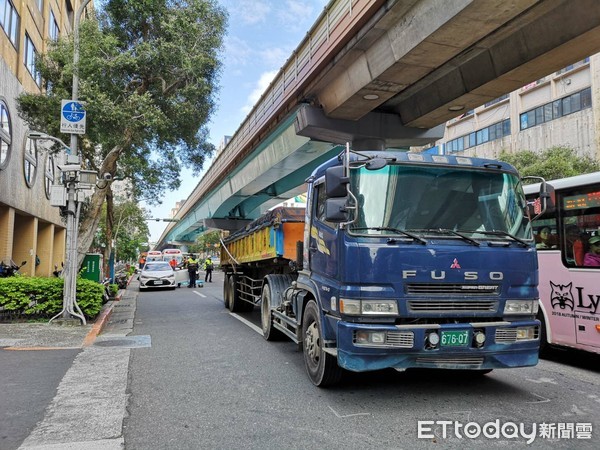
[24, 34, 42, 86]
[24, 138, 39, 188]
[0, 100, 11, 169]
[484, 94, 509, 108]
[44, 153, 55, 199]
[520, 87, 592, 130]
[36, 0, 43, 12]
[446, 119, 510, 153]
[0, 0, 20, 48]
[49, 9, 59, 41]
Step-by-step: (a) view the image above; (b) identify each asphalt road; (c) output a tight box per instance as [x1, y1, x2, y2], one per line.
[2, 273, 598, 449]
[124, 272, 600, 450]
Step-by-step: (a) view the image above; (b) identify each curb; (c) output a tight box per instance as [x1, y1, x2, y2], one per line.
[82, 300, 115, 347]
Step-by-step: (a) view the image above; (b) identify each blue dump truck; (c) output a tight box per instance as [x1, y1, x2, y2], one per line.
[220, 148, 550, 386]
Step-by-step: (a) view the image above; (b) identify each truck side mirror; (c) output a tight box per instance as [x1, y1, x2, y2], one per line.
[325, 166, 349, 198]
[325, 198, 349, 222]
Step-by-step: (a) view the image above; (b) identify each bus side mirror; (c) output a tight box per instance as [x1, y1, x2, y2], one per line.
[325, 166, 349, 198]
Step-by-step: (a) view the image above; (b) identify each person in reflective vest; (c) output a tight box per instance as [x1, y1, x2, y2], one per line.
[204, 257, 214, 282]
[186, 256, 199, 288]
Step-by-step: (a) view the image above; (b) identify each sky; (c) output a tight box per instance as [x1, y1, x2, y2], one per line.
[142, 0, 329, 243]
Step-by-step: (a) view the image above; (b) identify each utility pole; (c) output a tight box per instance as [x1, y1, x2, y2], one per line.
[59, 0, 94, 323]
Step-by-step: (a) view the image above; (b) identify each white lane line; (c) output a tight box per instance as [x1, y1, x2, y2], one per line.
[193, 291, 207, 298]
[230, 312, 263, 335]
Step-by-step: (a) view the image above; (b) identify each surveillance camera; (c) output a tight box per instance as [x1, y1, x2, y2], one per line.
[102, 173, 113, 181]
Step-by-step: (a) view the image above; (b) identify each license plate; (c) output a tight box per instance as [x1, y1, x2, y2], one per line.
[151, 280, 163, 285]
[440, 330, 469, 347]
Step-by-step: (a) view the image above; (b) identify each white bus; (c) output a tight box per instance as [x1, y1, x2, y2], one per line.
[524, 172, 600, 355]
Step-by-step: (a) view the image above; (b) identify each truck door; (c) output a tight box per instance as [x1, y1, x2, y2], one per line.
[308, 181, 339, 288]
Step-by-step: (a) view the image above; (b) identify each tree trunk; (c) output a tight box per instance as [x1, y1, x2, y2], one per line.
[76, 145, 121, 269]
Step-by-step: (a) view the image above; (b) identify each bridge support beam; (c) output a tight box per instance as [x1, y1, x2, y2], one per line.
[294, 104, 443, 149]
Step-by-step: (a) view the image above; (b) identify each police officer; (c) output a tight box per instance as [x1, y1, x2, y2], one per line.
[204, 257, 214, 282]
[187, 255, 199, 288]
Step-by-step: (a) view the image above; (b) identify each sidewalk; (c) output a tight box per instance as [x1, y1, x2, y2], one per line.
[0, 285, 138, 450]
[0, 290, 124, 350]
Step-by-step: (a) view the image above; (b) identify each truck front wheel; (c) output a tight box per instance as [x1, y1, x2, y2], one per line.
[261, 282, 284, 341]
[302, 300, 342, 387]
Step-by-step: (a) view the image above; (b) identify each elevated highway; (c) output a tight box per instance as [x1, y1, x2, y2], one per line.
[157, 0, 600, 247]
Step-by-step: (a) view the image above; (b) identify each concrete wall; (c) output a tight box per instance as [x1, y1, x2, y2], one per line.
[441, 55, 599, 162]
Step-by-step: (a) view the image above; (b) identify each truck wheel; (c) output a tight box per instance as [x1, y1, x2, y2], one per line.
[261, 282, 284, 341]
[302, 300, 342, 387]
[537, 311, 550, 357]
[223, 275, 231, 309]
[228, 274, 253, 312]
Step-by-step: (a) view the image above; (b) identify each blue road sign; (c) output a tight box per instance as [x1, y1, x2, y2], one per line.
[62, 102, 85, 122]
[60, 100, 86, 134]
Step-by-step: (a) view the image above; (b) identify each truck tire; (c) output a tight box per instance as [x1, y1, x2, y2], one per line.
[261, 275, 292, 341]
[228, 274, 253, 312]
[302, 300, 343, 387]
[223, 275, 231, 309]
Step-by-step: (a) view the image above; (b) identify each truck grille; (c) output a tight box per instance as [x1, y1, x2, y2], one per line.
[407, 300, 498, 314]
[415, 356, 484, 366]
[406, 283, 499, 296]
[495, 328, 518, 343]
[386, 331, 414, 348]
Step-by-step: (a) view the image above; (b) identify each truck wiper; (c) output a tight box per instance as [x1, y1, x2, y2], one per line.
[465, 230, 529, 247]
[351, 227, 427, 244]
[416, 228, 480, 246]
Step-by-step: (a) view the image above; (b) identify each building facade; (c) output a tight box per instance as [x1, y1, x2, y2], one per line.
[434, 54, 600, 163]
[0, 0, 91, 276]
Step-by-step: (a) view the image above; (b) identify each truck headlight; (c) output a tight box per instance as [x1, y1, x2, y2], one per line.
[504, 300, 539, 315]
[340, 299, 398, 316]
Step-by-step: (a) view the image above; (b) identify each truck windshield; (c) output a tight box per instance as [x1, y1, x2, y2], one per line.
[348, 164, 532, 242]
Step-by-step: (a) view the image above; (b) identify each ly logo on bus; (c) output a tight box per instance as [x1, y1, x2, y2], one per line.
[550, 281, 600, 314]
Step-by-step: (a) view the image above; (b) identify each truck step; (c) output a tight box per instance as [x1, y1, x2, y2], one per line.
[272, 310, 300, 344]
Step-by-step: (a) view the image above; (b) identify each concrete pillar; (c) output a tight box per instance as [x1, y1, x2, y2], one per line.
[0, 206, 15, 263]
[53, 226, 66, 274]
[13, 214, 36, 276]
[37, 222, 53, 277]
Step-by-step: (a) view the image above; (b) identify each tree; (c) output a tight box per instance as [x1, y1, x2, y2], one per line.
[188, 230, 221, 255]
[93, 200, 150, 269]
[499, 146, 600, 181]
[17, 0, 227, 268]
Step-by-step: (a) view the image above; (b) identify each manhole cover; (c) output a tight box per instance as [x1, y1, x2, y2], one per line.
[94, 335, 151, 348]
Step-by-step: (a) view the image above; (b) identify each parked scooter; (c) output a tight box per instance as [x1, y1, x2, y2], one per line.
[0, 260, 27, 277]
[115, 270, 129, 289]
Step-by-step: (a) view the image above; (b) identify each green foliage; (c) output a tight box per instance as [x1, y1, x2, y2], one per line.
[16, 0, 228, 254]
[0, 277, 104, 320]
[499, 146, 600, 182]
[188, 230, 221, 254]
[94, 200, 151, 262]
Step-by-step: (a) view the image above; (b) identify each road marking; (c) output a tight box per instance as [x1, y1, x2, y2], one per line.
[230, 312, 263, 335]
[327, 405, 370, 418]
[193, 291, 207, 298]
[525, 392, 551, 403]
[526, 377, 557, 384]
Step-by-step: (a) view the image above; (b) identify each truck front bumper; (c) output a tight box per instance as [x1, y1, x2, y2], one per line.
[335, 320, 540, 372]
